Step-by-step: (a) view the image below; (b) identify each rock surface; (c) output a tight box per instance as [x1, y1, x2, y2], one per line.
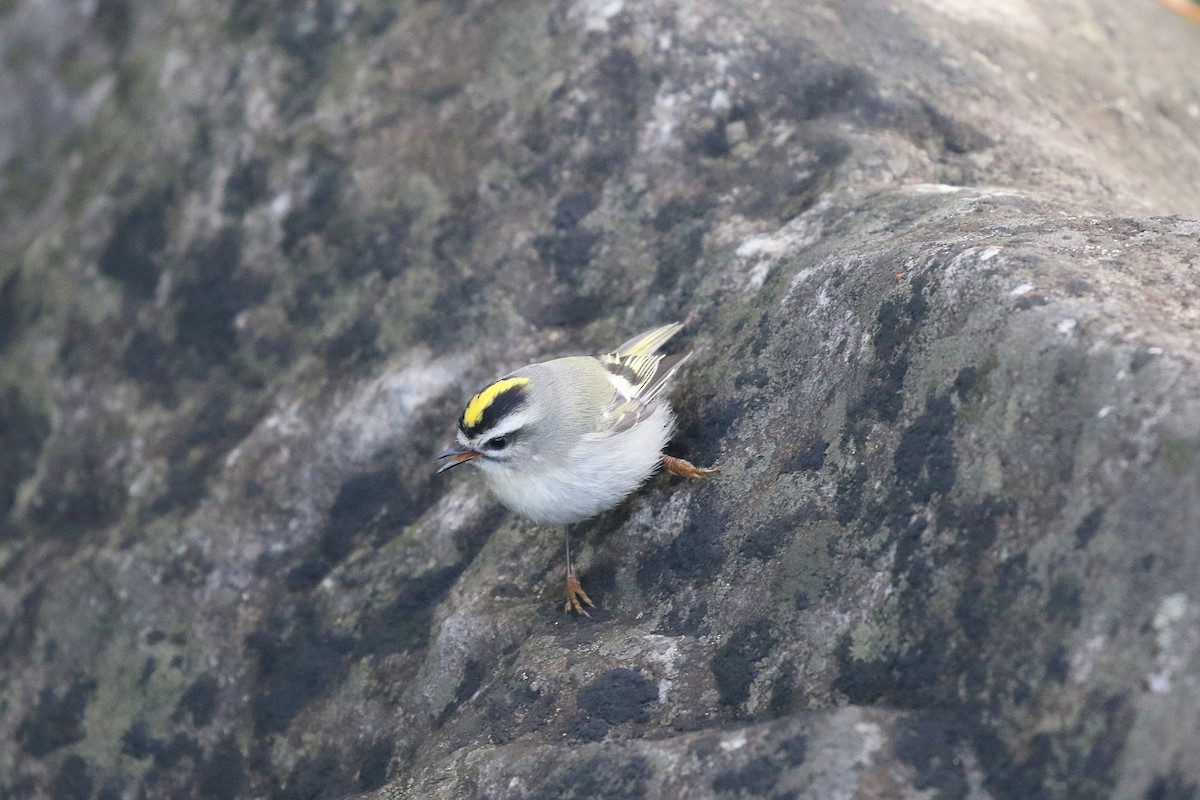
[2, 0, 1200, 798]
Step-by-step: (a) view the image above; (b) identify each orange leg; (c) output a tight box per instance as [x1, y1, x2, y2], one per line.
[564, 532, 594, 616]
[1161, 0, 1200, 25]
[661, 454, 717, 478]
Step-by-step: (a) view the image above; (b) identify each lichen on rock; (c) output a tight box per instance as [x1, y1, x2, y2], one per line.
[1, 0, 1200, 798]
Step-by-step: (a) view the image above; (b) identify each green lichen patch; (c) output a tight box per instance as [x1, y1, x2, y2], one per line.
[1156, 437, 1199, 475]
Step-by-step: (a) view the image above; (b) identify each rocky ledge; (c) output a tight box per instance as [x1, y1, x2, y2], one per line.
[1, 0, 1199, 798]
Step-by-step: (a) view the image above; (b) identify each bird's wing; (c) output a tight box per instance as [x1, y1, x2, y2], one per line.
[596, 323, 690, 433]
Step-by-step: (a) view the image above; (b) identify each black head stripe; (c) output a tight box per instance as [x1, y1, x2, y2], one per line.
[460, 384, 529, 437]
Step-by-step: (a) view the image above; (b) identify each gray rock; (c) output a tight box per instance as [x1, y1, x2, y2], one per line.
[1, 0, 1199, 798]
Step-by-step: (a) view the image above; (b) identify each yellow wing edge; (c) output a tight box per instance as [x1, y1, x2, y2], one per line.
[611, 322, 684, 358]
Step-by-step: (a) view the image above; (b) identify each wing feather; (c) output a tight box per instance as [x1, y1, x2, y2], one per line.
[612, 322, 683, 358]
[596, 322, 690, 432]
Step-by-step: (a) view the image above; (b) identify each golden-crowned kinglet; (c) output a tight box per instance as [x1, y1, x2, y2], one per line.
[436, 322, 713, 614]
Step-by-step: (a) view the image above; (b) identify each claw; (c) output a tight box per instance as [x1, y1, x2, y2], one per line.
[661, 454, 717, 478]
[565, 560, 594, 616]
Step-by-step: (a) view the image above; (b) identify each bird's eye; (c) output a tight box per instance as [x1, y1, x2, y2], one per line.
[485, 436, 508, 451]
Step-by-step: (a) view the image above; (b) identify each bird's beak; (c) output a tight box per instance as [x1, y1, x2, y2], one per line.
[435, 442, 480, 473]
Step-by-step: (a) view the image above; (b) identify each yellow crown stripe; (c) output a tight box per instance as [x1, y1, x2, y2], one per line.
[463, 376, 530, 428]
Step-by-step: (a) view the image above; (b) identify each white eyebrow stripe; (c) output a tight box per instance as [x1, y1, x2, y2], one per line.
[476, 410, 534, 441]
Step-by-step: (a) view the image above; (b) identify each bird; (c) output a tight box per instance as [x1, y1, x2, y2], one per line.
[435, 322, 714, 614]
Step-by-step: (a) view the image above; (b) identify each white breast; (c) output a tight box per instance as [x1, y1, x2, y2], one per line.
[481, 403, 674, 524]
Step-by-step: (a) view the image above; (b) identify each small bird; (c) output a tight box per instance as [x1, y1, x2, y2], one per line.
[436, 322, 714, 614]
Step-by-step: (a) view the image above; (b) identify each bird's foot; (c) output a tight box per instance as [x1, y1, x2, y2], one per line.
[661, 454, 717, 479]
[564, 561, 595, 616]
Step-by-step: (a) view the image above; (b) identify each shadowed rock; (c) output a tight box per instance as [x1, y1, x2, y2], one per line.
[1, 1, 1199, 799]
